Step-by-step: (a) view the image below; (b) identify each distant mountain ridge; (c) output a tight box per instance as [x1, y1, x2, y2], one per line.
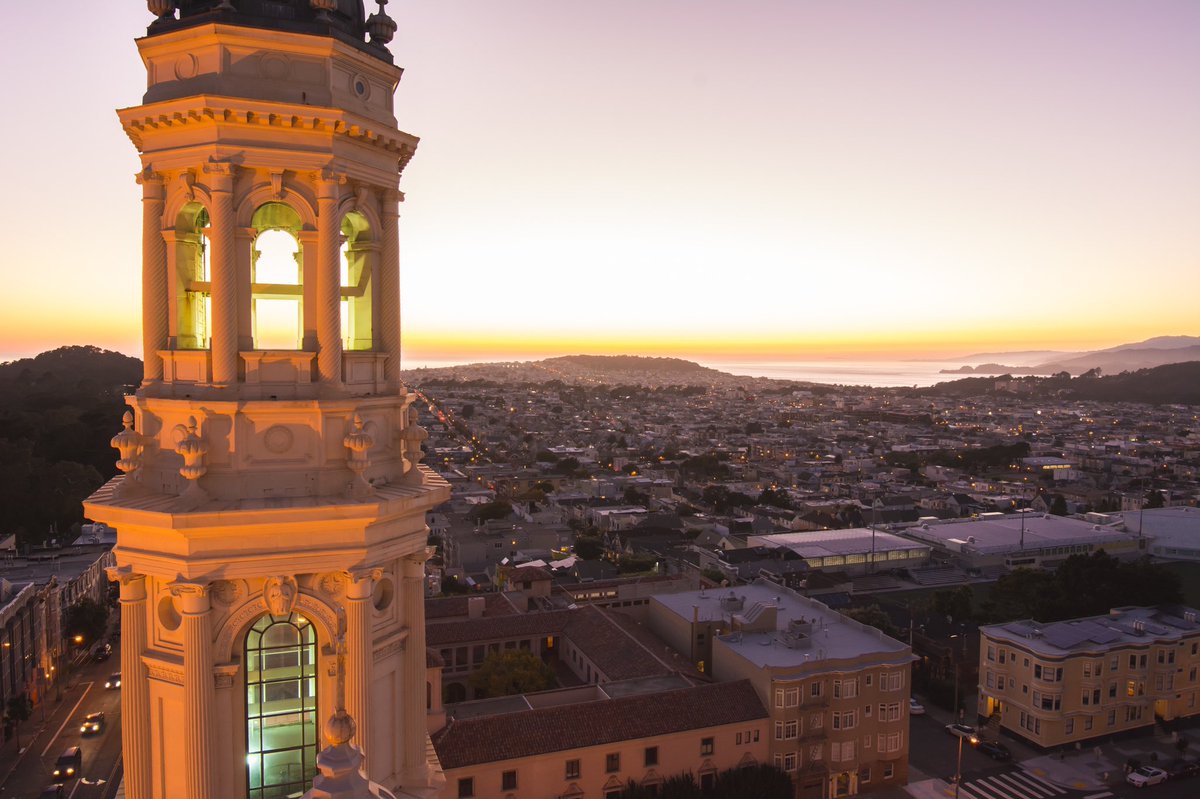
[944, 335, 1200, 376]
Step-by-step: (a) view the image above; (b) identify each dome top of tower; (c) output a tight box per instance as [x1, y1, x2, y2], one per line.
[147, 0, 397, 63]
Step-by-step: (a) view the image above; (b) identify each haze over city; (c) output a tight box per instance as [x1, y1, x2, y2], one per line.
[1, 1, 1197, 364]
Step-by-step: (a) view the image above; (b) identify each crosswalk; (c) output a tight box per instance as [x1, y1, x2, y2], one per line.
[952, 769, 1113, 799]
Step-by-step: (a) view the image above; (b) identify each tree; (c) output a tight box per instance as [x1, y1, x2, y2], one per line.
[63, 597, 109, 648]
[468, 650, 555, 699]
[1049, 494, 1069, 516]
[930, 586, 975, 623]
[573, 534, 604, 560]
[757, 488, 792, 509]
[1144, 490, 1165, 509]
[467, 500, 512, 523]
[842, 605, 900, 639]
[4, 693, 31, 749]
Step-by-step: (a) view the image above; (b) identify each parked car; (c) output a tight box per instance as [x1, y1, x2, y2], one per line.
[945, 723, 978, 740]
[909, 698, 925, 715]
[39, 786, 64, 799]
[1126, 766, 1168, 787]
[105, 672, 121, 689]
[80, 712, 105, 735]
[92, 643, 112, 663]
[52, 747, 81, 780]
[1167, 761, 1200, 780]
[973, 739, 1012, 761]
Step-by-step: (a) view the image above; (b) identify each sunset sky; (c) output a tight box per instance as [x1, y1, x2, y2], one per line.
[1, 1, 1197, 365]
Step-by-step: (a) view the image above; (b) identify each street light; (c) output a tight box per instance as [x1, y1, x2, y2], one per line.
[955, 734, 979, 799]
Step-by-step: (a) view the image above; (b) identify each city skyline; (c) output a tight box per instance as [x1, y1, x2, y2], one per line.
[1, 1, 1197, 363]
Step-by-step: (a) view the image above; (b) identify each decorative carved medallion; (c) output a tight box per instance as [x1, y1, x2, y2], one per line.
[210, 580, 243, 607]
[263, 576, 299, 617]
[263, 424, 295, 455]
[318, 571, 348, 599]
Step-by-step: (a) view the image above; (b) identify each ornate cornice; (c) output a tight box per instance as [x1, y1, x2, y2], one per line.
[119, 97, 419, 174]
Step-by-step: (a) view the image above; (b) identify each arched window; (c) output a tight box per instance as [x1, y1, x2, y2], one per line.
[340, 211, 373, 350]
[175, 203, 210, 349]
[251, 203, 304, 350]
[245, 613, 317, 799]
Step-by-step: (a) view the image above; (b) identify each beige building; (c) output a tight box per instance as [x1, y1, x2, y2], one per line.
[432, 680, 769, 799]
[978, 605, 1200, 748]
[648, 583, 914, 799]
[86, 4, 447, 799]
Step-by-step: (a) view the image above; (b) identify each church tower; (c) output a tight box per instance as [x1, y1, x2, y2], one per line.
[84, 3, 448, 798]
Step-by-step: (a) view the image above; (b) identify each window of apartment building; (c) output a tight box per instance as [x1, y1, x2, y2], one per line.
[864, 735, 872, 750]
[644, 747, 658, 767]
[1009, 678, 1016, 689]
[1018, 712, 1041, 735]
[885, 671, 904, 691]
[1084, 716, 1093, 731]
[1158, 649, 1176, 665]
[986, 672, 995, 689]
[1192, 642, 1198, 656]
[879, 702, 901, 722]
[859, 767, 871, 785]
[835, 679, 858, 699]
[883, 763, 895, 780]
[787, 687, 800, 707]
[865, 674, 872, 688]
[1033, 663, 1062, 682]
[864, 704, 872, 717]
[1065, 719, 1074, 735]
[606, 753, 620, 773]
[785, 752, 797, 772]
[785, 720, 799, 739]
[811, 713, 824, 730]
[604, 790, 621, 799]
[1024, 658, 1030, 667]
[999, 649, 1007, 665]
[1110, 656, 1119, 671]
[1191, 668, 1198, 682]
[1083, 661, 1092, 678]
[1107, 709, 1116, 726]
[457, 778, 474, 798]
[700, 771, 716, 791]
[501, 771, 517, 791]
[700, 737, 714, 756]
[833, 711, 856, 730]
[775, 721, 785, 740]
[810, 682, 823, 698]
[1126, 706, 1144, 723]
[987, 645, 996, 662]
[565, 759, 580, 780]
[1109, 682, 1117, 699]
[832, 741, 855, 762]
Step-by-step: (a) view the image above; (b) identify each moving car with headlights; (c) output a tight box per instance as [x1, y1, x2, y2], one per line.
[80, 711, 105, 735]
[973, 739, 1012, 761]
[52, 747, 81, 780]
[909, 697, 925, 715]
[105, 672, 121, 689]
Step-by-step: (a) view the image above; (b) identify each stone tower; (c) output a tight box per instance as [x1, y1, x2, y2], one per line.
[84, 3, 448, 798]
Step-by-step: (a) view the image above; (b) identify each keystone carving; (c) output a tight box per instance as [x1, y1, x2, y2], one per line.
[263, 576, 299, 617]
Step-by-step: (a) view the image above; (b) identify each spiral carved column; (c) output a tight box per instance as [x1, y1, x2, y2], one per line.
[206, 162, 238, 386]
[316, 171, 343, 387]
[379, 188, 402, 385]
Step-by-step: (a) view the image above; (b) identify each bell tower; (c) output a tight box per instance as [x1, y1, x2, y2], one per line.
[85, 3, 448, 799]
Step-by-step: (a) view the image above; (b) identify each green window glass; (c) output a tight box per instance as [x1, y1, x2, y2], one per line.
[245, 613, 318, 799]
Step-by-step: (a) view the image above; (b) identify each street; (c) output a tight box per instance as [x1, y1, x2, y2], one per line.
[1, 650, 123, 799]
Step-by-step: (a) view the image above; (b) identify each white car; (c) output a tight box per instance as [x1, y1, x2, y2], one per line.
[1126, 766, 1168, 787]
[945, 723, 977, 739]
[909, 698, 926, 715]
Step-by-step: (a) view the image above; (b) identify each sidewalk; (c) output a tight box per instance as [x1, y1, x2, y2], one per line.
[1024, 731, 1196, 792]
[0, 673, 86, 787]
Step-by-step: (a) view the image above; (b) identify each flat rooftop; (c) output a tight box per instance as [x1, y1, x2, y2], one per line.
[654, 581, 910, 671]
[749, 528, 930, 559]
[903, 513, 1141, 555]
[1118, 507, 1200, 549]
[983, 605, 1200, 657]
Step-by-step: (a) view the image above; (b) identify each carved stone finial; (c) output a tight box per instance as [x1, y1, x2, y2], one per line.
[174, 416, 208, 482]
[400, 405, 428, 478]
[366, 0, 397, 48]
[343, 413, 375, 497]
[147, 0, 174, 20]
[311, 0, 338, 22]
[112, 411, 144, 480]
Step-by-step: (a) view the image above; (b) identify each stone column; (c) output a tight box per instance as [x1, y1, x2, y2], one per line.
[316, 170, 343, 387]
[139, 170, 167, 383]
[379, 188, 402, 384]
[109, 570, 150, 799]
[399, 551, 430, 785]
[172, 582, 215, 799]
[206, 161, 238, 386]
[344, 569, 380, 764]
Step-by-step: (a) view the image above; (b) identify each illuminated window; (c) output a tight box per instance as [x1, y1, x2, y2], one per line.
[245, 613, 318, 799]
[339, 212, 374, 351]
[174, 204, 210, 349]
[250, 203, 304, 350]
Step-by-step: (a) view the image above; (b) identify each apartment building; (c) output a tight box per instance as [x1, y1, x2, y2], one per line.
[978, 605, 1200, 748]
[648, 582, 914, 799]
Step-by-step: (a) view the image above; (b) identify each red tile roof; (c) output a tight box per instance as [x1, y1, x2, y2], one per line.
[431, 679, 767, 769]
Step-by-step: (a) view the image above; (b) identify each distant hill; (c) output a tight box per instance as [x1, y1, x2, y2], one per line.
[942, 335, 1200, 376]
[543, 355, 724, 377]
[0, 345, 143, 388]
[922, 361, 1200, 405]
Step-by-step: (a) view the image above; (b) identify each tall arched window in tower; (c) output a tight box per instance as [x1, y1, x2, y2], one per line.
[250, 203, 304, 350]
[340, 211, 374, 351]
[244, 613, 318, 799]
[175, 203, 210, 349]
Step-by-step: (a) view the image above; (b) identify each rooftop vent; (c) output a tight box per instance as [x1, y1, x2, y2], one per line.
[1133, 620, 1146, 635]
[1185, 611, 1197, 624]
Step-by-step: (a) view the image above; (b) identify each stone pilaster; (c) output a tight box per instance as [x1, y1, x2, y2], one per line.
[379, 188, 402, 384]
[139, 170, 167, 383]
[172, 581, 216, 799]
[399, 552, 430, 785]
[206, 161, 238, 386]
[316, 171, 343, 387]
[109, 569, 151, 799]
[344, 569, 380, 763]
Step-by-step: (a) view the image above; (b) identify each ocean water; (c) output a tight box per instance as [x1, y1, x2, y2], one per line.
[400, 356, 1007, 388]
